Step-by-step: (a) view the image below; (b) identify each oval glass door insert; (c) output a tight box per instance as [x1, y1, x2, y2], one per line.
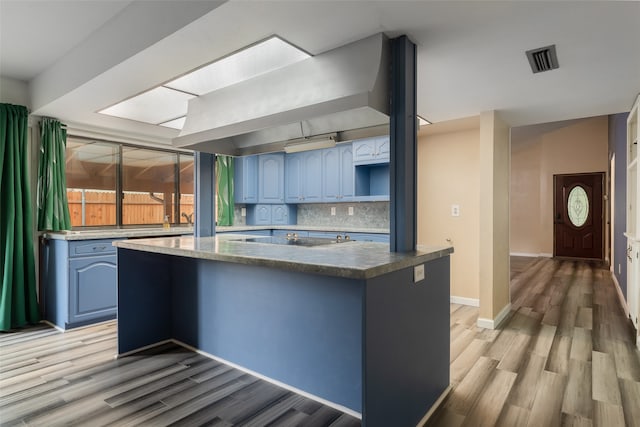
[567, 186, 589, 227]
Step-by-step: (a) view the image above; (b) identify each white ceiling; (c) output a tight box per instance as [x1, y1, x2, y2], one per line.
[1, 0, 638, 147]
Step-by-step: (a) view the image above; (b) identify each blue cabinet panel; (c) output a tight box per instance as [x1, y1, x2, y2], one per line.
[259, 153, 285, 203]
[285, 153, 304, 203]
[353, 136, 390, 165]
[322, 145, 354, 202]
[303, 150, 323, 202]
[247, 204, 296, 226]
[234, 155, 258, 204]
[285, 151, 323, 203]
[69, 256, 117, 324]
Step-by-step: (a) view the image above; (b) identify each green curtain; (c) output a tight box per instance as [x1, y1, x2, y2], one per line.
[216, 155, 234, 226]
[37, 117, 71, 231]
[0, 104, 40, 331]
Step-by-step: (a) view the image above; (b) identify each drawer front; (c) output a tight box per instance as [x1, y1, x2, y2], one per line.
[69, 239, 118, 257]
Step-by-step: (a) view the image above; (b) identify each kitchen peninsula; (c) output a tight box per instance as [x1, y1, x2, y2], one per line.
[114, 234, 452, 426]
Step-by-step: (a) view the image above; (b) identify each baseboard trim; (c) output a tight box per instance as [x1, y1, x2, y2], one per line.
[116, 339, 174, 358]
[611, 273, 629, 318]
[417, 385, 453, 426]
[450, 296, 480, 307]
[40, 320, 64, 332]
[171, 339, 362, 420]
[477, 303, 512, 330]
[509, 252, 553, 258]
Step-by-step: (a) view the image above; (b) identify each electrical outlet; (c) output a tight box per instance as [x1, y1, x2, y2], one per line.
[451, 204, 460, 217]
[348, 206, 354, 216]
[414, 264, 425, 282]
[331, 206, 336, 216]
[241, 207, 246, 217]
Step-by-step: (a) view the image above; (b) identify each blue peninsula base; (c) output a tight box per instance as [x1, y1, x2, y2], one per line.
[117, 248, 450, 426]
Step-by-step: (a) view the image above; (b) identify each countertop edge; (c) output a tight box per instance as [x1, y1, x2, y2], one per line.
[113, 237, 453, 280]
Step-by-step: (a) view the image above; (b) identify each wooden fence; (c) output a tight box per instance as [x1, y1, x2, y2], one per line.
[67, 190, 194, 227]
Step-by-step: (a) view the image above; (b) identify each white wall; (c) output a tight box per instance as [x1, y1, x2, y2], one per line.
[0, 76, 29, 107]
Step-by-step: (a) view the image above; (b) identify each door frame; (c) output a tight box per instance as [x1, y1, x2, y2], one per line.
[552, 172, 606, 260]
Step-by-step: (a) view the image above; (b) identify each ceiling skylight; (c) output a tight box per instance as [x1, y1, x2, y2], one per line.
[159, 116, 186, 130]
[98, 36, 310, 130]
[166, 37, 310, 96]
[100, 87, 195, 124]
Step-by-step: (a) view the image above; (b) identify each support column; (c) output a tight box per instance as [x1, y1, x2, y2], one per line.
[478, 111, 511, 328]
[194, 152, 215, 237]
[390, 35, 417, 252]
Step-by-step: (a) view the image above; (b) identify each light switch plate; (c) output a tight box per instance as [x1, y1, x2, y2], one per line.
[414, 264, 425, 282]
[241, 207, 246, 217]
[348, 206, 354, 216]
[451, 204, 460, 217]
[331, 207, 336, 216]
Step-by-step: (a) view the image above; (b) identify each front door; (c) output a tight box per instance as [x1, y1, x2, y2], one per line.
[554, 172, 604, 259]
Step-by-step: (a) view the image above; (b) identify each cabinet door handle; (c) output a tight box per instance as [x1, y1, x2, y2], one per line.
[93, 246, 107, 251]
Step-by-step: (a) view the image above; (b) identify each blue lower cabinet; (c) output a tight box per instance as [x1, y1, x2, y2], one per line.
[69, 256, 118, 325]
[246, 205, 296, 226]
[42, 238, 120, 330]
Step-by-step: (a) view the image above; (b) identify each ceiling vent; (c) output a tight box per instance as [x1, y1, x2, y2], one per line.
[526, 44, 559, 73]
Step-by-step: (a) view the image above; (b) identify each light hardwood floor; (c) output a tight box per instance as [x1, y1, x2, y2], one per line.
[1, 257, 638, 426]
[427, 257, 640, 427]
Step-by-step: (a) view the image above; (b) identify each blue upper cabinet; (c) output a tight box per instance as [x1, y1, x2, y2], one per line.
[339, 145, 354, 200]
[234, 155, 258, 204]
[353, 136, 390, 165]
[285, 151, 323, 203]
[285, 153, 303, 203]
[302, 150, 323, 202]
[259, 153, 285, 203]
[323, 144, 354, 202]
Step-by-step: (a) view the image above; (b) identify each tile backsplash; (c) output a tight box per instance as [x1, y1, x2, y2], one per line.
[296, 202, 389, 229]
[232, 202, 389, 229]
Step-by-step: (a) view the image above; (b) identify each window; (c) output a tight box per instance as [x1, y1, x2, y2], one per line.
[65, 136, 194, 228]
[66, 139, 118, 226]
[567, 185, 589, 227]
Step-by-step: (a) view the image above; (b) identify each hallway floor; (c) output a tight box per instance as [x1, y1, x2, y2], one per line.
[427, 257, 640, 427]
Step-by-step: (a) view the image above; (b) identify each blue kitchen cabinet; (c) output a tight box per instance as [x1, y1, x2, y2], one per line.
[259, 153, 285, 203]
[322, 144, 354, 202]
[42, 238, 121, 329]
[286, 151, 323, 203]
[234, 155, 258, 204]
[353, 136, 390, 165]
[285, 153, 303, 203]
[247, 204, 296, 225]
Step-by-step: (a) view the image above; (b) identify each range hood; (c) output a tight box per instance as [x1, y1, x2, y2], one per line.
[172, 33, 390, 156]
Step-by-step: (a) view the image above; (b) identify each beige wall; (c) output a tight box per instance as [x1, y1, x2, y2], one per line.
[417, 117, 481, 301]
[479, 111, 511, 321]
[511, 116, 609, 255]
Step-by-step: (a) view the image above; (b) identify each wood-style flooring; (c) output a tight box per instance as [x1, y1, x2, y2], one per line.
[1, 257, 638, 426]
[427, 257, 640, 427]
[0, 323, 359, 426]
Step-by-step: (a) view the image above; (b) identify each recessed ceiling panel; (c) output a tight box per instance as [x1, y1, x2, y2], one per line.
[99, 87, 195, 124]
[159, 116, 187, 130]
[165, 36, 310, 96]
